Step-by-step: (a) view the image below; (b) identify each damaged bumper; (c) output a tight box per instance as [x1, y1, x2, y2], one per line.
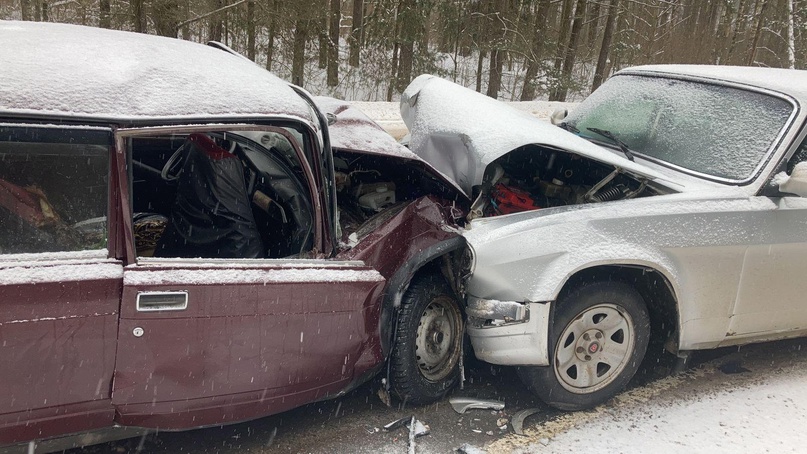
[465, 297, 551, 366]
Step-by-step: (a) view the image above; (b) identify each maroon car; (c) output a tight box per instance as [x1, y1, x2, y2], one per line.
[0, 21, 469, 450]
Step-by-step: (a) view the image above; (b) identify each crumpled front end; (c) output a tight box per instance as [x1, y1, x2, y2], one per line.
[466, 296, 552, 366]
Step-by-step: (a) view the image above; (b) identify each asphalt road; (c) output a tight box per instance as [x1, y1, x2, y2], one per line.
[70, 337, 807, 453]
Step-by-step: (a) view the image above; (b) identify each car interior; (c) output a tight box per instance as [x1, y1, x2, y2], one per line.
[129, 129, 314, 259]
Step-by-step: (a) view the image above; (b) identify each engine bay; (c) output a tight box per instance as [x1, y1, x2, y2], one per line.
[469, 144, 657, 219]
[332, 149, 461, 246]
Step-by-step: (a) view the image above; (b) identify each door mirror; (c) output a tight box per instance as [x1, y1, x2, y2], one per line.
[550, 108, 568, 125]
[778, 161, 807, 197]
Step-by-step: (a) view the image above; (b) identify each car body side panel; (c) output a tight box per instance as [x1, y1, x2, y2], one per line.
[465, 193, 794, 356]
[337, 196, 463, 360]
[112, 264, 384, 429]
[725, 197, 807, 340]
[338, 196, 460, 281]
[0, 260, 122, 444]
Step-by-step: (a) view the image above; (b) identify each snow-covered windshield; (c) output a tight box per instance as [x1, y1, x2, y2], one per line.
[565, 74, 794, 182]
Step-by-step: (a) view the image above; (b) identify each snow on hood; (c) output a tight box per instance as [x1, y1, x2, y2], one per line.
[400, 75, 667, 196]
[314, 96, 467, 198]
[314, 96, 420, 159]
[0, 21, 312, 122]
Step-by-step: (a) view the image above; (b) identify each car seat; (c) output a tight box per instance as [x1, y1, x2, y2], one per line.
[155, 133, 264, 258]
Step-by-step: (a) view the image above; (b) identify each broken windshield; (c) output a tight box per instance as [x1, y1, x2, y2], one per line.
[565, 74, 794, 182]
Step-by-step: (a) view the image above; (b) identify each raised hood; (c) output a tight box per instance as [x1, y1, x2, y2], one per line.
[400, 75, 666, 196]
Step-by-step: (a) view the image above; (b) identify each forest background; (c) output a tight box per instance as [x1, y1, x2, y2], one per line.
[3, 0, 805, 102]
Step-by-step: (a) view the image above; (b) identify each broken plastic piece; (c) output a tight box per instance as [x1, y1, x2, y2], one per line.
[413, 419, 430, 437]
[448, 397, 505, 414]
[383, 416, 411, 432]
[511, 408, 541, 436]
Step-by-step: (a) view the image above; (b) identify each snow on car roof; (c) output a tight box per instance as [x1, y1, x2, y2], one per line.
[0, 21, 313, 122]
[623, 65, 807, 102]
[401, 75, 666, 196]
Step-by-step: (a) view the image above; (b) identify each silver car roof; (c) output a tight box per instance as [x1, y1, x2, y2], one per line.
[0, 21, 313, 123]
[622, 65, 807, 102]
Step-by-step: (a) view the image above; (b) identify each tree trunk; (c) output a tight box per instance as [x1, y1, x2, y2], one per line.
[747, 0, 767, 66]
[41, 1, 48, 21]
[592, 0, 619, 92]
[395, 0, 418, 91]
[208, 0, 224, 42]
[318, 2, 329, 69]
[99, 0, 111, 28]
[787, 0, 796, 69]
[327, 0, 340, 87]
[486, 48, 504, 99]
[132, 0, 146, 33]
[349, 0, 363, 67]
[552, 0, 574, 75]
[398, 40, 414, 92]
[387, 40, 400, 101]
[724, 0, 747, 64]
[266, 0, 277, 70]
[292, 18, 310, 86]
[247, 1, 256, 61]
[551, 0, 586, 101]
[520, 0, 551, 101]
[153, 0, 180, 37]
[476, 49, 486, 93]
[20, 0, 30, 20]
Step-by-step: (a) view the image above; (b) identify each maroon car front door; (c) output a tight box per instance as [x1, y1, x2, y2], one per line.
[110, 125, 386, 429]
[112, 262, 384, 429]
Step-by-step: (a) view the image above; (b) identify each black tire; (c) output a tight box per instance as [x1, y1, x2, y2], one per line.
[518, 281, 650, 411]
[390, 273, 464, 405]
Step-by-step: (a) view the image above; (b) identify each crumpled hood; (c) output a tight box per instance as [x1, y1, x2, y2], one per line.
[400, 75, 668, 196]
[315, 96, 468, 201]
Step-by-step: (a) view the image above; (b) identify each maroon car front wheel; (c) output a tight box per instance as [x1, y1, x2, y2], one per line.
[390, 273, 463, 405]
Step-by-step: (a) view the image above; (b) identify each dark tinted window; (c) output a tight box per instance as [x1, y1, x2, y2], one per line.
[0, 127, 110, 254]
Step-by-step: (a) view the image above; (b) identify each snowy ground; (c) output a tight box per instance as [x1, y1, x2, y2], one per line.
[487, 339, 807, 454]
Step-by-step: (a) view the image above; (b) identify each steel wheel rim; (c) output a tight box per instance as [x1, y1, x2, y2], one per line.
[415, 296, 462, 382]
[554, 303, 636, 394]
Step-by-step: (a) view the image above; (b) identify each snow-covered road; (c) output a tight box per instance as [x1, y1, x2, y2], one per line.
[489, 338, 807, 453]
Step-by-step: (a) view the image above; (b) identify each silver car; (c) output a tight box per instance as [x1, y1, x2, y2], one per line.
[401, 67, 807, 410]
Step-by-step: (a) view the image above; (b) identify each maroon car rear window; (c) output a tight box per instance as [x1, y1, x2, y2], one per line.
[0, 127, 110, 254]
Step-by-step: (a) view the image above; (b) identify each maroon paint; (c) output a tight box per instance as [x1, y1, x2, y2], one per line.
[0, 134, 466, 447]
[0, 277, 121, 444]
[112, 267, 384, 429]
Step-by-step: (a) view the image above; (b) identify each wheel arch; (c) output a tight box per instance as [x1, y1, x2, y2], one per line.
[555, 264, 682, 355]
[379, 235, 468, 358]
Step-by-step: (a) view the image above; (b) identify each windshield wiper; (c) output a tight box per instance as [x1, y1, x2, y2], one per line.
[557, 122, 579, 133]
[586, 127, 635, 162]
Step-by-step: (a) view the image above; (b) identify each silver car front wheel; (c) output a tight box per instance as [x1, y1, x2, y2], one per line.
[554, 303, 636, 394]
[518, 281, 650, 411]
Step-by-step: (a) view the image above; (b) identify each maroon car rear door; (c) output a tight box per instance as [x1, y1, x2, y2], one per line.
[111, 126, 386, 430]
[0, 125, 120, 445]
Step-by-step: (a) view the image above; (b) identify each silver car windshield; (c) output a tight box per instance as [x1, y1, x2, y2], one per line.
[565, 74, 794, 181]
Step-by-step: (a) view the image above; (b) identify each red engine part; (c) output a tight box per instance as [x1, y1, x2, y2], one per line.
[491, 183, 540, 215]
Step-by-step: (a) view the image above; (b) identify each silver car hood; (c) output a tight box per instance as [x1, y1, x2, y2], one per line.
[400, 75, 669, 196]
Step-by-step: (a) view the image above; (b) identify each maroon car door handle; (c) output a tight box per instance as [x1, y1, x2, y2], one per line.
[136, 291, 189, 312]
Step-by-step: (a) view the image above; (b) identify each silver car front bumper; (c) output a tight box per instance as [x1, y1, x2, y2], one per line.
[465, 297, 551, 366]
